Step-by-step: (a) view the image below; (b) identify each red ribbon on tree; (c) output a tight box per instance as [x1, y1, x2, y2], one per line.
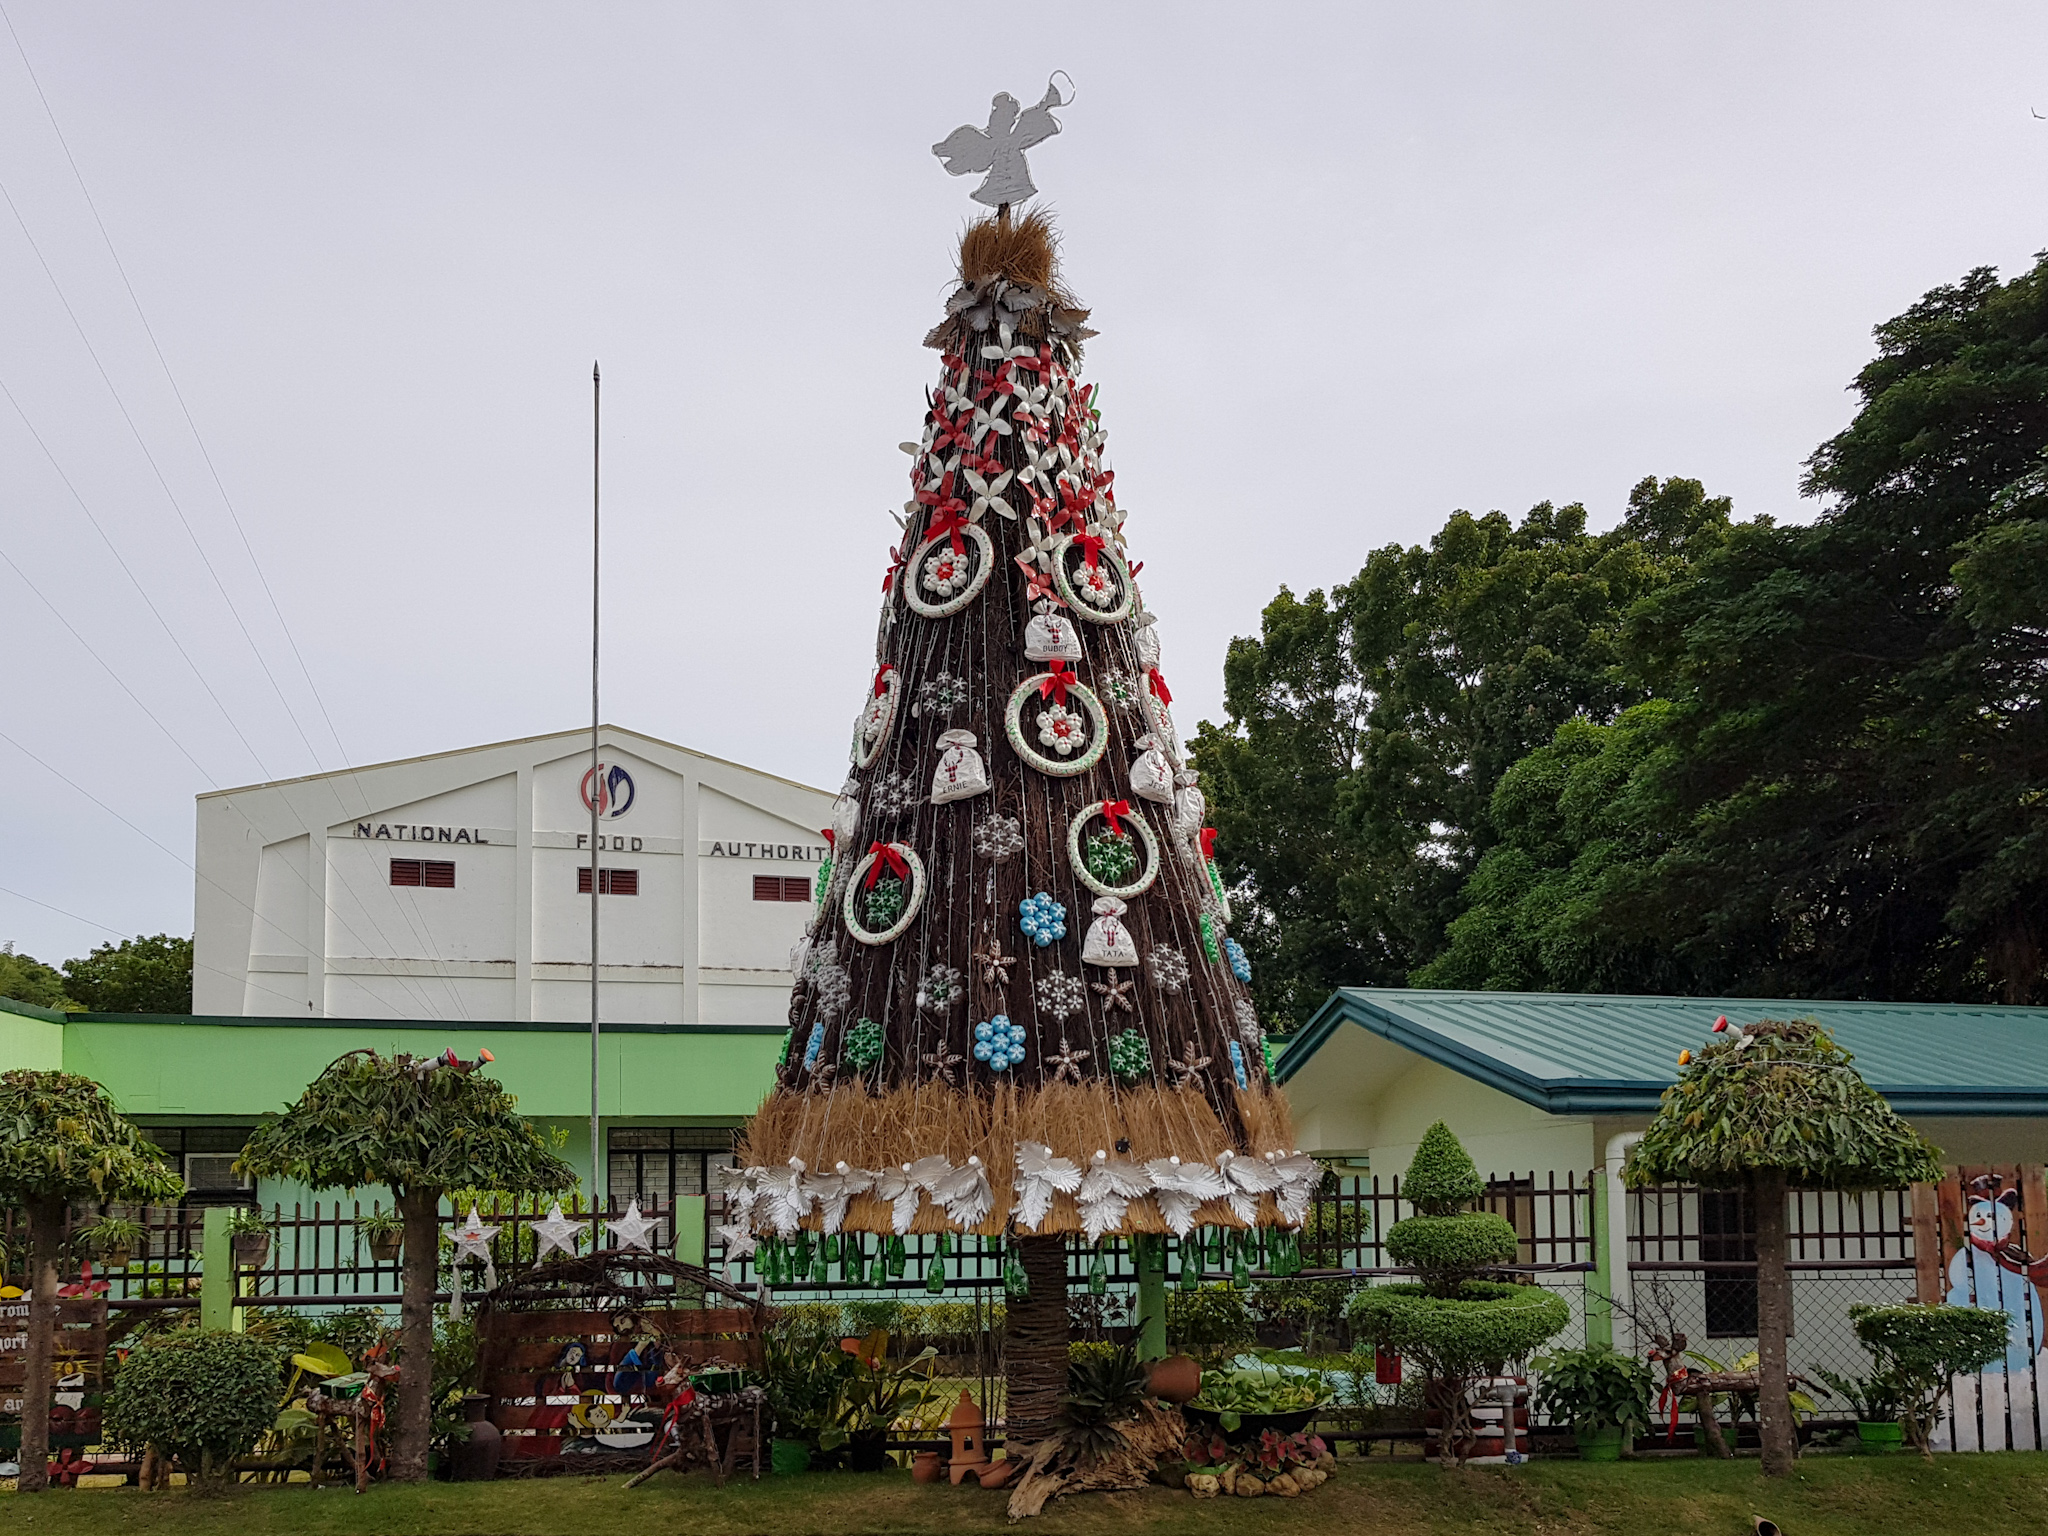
[821, 829, 836, 851]
[927, 504, 972, 555]
[1147, 667, 1173, 707]
[1199, 827, 1219, 862]
[1074, 532, 1107, 569]
[881, 542, 907, 593]
[872, 663, 895, 698]
[1100, 799, 1132, 836]
[864, 841, 910, 889]
[1037, 661, 1078, 707]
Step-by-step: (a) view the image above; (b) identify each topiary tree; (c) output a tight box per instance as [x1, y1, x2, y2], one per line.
[1625, 1018, 1943, 1476]
[1850, 1304, 2009, 1457]
[0, 1070, 183, 1492]
[1348, 1122, 1567, 1465]
[237, 1049, 574, 1481]
[104, 1331, 283, 1492]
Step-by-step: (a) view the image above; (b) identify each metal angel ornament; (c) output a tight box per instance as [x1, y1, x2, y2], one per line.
[932, 79, 1069, 208]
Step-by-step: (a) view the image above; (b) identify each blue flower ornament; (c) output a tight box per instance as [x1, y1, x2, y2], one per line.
[974, 1015, 1028, 1071]
[1019, 891, 1068, 947]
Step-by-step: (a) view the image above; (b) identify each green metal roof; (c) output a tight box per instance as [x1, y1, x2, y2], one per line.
[1275, 988, 2048, 1117]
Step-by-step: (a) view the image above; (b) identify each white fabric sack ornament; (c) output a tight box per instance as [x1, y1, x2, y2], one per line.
[1133, 609, 1162, 672]
[1024, 603, 1083, 662]
[1129, 733, 1175, 804]
[1082, 895, 1139, 967]
[830, 778, 862, 856]
[1172, 770, 1207, 852]
[930, 728, 990, 803]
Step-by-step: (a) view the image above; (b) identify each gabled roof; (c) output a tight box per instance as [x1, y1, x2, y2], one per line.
[1274, 988, 2048, 1117]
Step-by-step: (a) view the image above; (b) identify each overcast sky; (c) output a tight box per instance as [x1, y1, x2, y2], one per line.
[4, 3, 2047, 968]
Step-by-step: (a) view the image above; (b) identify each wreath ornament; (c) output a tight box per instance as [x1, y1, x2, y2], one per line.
[1005, 664, 1109, 777]
[842, 840, 927, 946]
[1066, 800, 1161, 899]
[900, 519, 997, 619]
[852, 664, 902, 769]
[1050, 531, 1134, 624]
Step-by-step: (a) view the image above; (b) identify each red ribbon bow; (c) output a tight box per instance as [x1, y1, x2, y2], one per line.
[821, 829, 836, 850]
[1101, 799, 1132, 836]
[1037, 662, 1077, 707]
[864, 841, 909, 888]
[1147, 667, 1173, 706]
[1074, 532, 1107, 570]
[872, 664, 895, 698]
[927, 504, 972, 555]
[882, 543, 906, 593]
[1199, 827, 1219, 862]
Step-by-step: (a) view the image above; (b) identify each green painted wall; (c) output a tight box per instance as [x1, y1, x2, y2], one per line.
[48, 1018, 782, 1122]
[0, 998, 65, 1072]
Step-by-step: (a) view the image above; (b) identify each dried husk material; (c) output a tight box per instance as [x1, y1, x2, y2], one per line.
[958, 208, 1070, 301]
[736, 1080, 1296, 1237]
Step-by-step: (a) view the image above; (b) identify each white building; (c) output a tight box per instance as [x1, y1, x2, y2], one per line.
[194, 726, 835, 1025]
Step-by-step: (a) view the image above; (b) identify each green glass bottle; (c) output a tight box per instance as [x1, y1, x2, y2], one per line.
[823, 1234, 841, 1264]
[1087, 1244, 1109, 1296]
[925, 1250, 947, 1294]
[886, 1235, 907, 1278]
[1004, 1251, 1030, 1298]
[1177, 1237, 1200, 1291]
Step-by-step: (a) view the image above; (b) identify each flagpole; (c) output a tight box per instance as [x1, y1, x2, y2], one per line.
[589, 360, 604, 1242]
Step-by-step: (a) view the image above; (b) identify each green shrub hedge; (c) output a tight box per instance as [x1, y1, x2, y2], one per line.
[104, 1330, 283, 1491]
[1348, 1281, 1569, 1377]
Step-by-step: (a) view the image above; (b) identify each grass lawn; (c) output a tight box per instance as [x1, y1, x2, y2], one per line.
[6, 1454, 2048, 1535]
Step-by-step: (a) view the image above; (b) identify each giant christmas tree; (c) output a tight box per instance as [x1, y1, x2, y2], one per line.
[727, 92, 1317, 1452]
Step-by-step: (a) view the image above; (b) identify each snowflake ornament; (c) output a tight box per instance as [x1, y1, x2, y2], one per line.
[922, 1042, 965, 1086]
[1235, 997, 1262, 1044]
[976, 938, 1017, 986]
[1099, 669, 1141, 713]
[917, 672, 970, 717]
[1227, 1040, 1250, 1091]
[918, 963, 964, 1012]
[810, 957, 851, 1021]
[974, 814, 1025, 862]
[1146, 945, 1191, 995]
[973, 1015, 1028, 1071]
[1035, 970, 1085, 1021]
[1166, 1040, 1213, 1090]
[1046, 1038, 1091, 1084]
[1225, 937, 1253, 984]
[869, 769, 921, 819]
[1090, 975, 1136, 1013]
[844, 1017, 885, 1070]
[1019, 892, 1068, 947]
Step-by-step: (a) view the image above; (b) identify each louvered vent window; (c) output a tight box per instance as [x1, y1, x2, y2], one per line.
[392, 859, 455, 887]
[753, 875, 810, 902]
[578, 868, 639, 895]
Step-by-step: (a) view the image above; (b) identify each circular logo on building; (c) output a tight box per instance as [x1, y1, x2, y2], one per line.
[580, 762, 636, 819]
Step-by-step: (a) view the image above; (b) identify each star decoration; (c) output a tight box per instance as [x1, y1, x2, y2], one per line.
[450, 1205, 502, 1290]
[1047, 1039, 1092, 1084]
[806, 1061, 838, 1090]
[1166, 1040, 1213, 1090]
[530, 1201, 582, 1265]
[1090, 976, 1136, 1013]
[922, 1043, 965, 1086]
[606, 1198, 660, 1253]
[976, 939, 1016, 987]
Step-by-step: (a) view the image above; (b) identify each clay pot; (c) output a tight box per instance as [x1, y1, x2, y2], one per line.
[1146, 1353, 1202, 1404]
[975, 1458, 1019, 1490]
[912, 1450, 944, 1484]
[369, 1232, 403, 1263]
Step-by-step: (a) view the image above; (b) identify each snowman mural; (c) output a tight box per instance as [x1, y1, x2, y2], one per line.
[1945, 1175, 2048, 1374]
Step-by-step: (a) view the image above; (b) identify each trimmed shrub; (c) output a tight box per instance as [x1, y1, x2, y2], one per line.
[1385, 1213, 1519, 1285]
[1401, 1122, 1484, 1215]
[1850, 1303, 2010, 1455]
[1168, 1283, 1255, 1357]
[105, 1330, 283, 1492]
[1349, 1282, 1569, 1378]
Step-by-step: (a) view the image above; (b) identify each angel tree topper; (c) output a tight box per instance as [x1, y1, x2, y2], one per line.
[932, 80, 1069, 208]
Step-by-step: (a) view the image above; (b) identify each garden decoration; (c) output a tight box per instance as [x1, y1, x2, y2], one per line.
[530, 1201, 582, 1264]
[735, 103, 1310, 1468]
[1848, 1303, 2008, 1457]
[0, 1070, 183, 1493]
[1348, 1122, 1567, 1468]
[450, 1205, 502, 1291]
[1626, 1016, 1942, 1477]
[238, 1048, 576, 1482]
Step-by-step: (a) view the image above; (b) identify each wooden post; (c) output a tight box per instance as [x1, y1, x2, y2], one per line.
[1134, 1235, 1167, 1361]
[1911, 1182, 1942, 1305]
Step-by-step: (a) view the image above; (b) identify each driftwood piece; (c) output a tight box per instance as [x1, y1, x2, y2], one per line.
[1006, 1403, 1184, 1521]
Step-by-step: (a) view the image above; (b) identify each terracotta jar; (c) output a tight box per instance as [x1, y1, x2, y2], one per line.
[1146, 1354, 1202, 1404]
[912, 1450, 944, 1484]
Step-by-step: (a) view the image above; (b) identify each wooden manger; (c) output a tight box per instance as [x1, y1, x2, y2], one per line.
[473, 1251, 767, 1477]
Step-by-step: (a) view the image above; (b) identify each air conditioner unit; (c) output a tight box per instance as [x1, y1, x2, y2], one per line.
[185, 1153, 251, 1193]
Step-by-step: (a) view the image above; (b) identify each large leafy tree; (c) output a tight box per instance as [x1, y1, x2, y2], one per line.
[1622, 260, 2048, 1002]
[1193, 478, 1733, 1025]
[62, 934, 193, 1015]
[237, 1050, 574, 1481]
[0, 1071, 183, 1492]
[0, 945, 75, 1011]
[1625, 1019, 1941, 1477]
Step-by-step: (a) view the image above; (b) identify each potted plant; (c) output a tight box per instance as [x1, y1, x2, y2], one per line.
[762, 1319, 855, 1472]
[227, 1206, 273, 1268]
[79, 1215, 146, 1270]
[818, 1331, 944, 1471]
[1533, 1344, 1653, 1462]
[358, 1207, 405, 1264]
[1816, 1368, 1906, 1455]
